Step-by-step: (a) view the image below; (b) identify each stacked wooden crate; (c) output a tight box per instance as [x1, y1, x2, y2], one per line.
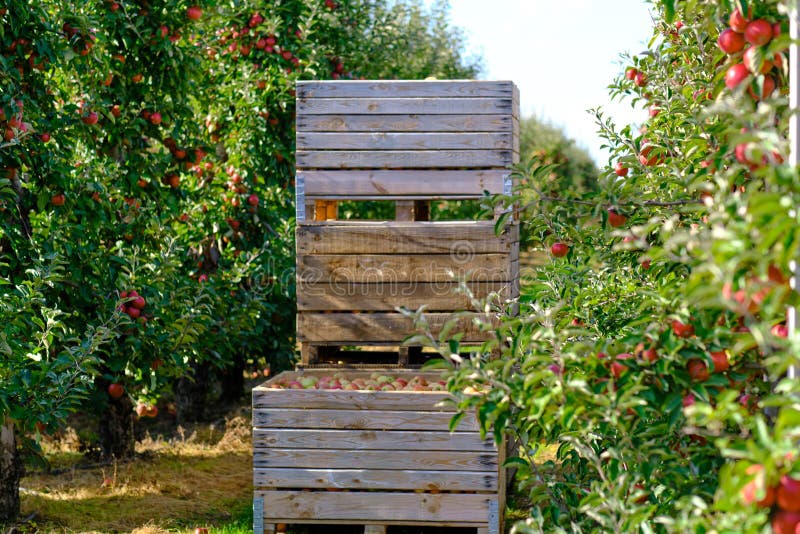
[253, 79, 520, 534]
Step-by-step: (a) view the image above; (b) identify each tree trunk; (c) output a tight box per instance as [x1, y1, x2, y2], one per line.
[96, 379, 135, 459]
[0, 418, 21, 522]
[175, 360, 210, 424]
[218, 352, 245, 406]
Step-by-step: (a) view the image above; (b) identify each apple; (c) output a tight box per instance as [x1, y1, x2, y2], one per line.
[131, 73, 143, 83]
[682, 393, 696, 407]
[640, 348, 658, 363]
[131, 295, 146, 309]
[151, 359, 163, 370]
[247, 194, 259, 206]
[639, 144, 660, 166]
[648, 105, 660, 118]
[50, 193, 66, 206]
[778, 475, 800, 512]
[625, 67, 638, 80]
[126, 306, 141, 319]
[550, 242, 569, 258]
[729, 8, 751, 33]
[671, 319, 694, 338]
[614, 162, 628, 177]
[710, 350, 730, 372]
[687, 359, 710, 382]
[145, 405, 158, 418]
[198, 274, 208, 283]
[607, 208, 627, 228]
[186, 6, 202, 20]
[743, 46, 772, 74]
[773, 323, 789, 338]
[110, 104, 121, 118]
[149, 112, 162, 125]
[633, 71, 647, 87]
[748, 74, 776, 101]
[108, 383, 124, 398]
[39, 132, 51, 142]
[610, 353, 633, 379]
[81, 111, 99, 125]
[718, 28, 745, 54]
[771, 510, 800, 534]
[744, 19, 773, 46]
[725, 63, 749, 90]
[102, 477, 114, 487]
[741, 464, 776, 507]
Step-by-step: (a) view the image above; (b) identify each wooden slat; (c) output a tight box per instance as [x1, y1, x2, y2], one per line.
[297, 254, 511, 283]
[253, 448, 497, 471]
[297, 132, 513, 150]
[296, 221, 519, 254]
[298, 97, 512, 116]
[300, 170, 507, 197]
[252, 429, 492, 451]
[296, 114, 513, 133]
[253, 408, 479, 431]
[257, 490, 492, 523]
[253, 377, 453, 410]
[296, 149, 513, 169]
[295, 311, 495, 343]
[254, 467, 497, 491]
[296, 281, 511, 311]
[296, 80, 514, 99]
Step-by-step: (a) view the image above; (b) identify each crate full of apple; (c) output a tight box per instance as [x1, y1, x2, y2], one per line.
[251, 368, 504, 533]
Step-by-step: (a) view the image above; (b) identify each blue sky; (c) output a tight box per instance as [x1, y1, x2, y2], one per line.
[429, 0, 655, 164]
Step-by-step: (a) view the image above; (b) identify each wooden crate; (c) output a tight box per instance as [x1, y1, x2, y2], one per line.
[295, 80, 520, 364]
[252, 369, 505, 534]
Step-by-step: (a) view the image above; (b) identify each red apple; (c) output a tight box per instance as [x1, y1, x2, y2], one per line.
[640, 348, 658, 363]
[773, 323, 789, 338]
[748, 74, 776, 100]
[610, 353, 633, 379]
[687, 359, 710, 382]
[136, 403, 148, 417]
[81, 111, 99, 125]
[729, 8, 751, 33]
[718, 28, 746, 54]
[634, 71, 647, 87]
[50, 193, 65, 206]
[247, 194, 259, 206]
[741, 464, 776, 507]
[607, 208, 627, 228]
[671, 319, 695, 338]
[778, 475, 800, 512]
[108, 383, 125, 398]
[743, 46, 772, 74]
[682, 393, 696, 407]
[550, 242, 569, 258]
[186, 6, 202, 20]
[39, 132, 51, 142]
[744, 19, 773, 46]
[771, 510, 800, 534]
[710, 350, 730, 373]
[614, 162, 628, 177]
[725, 63, 749, 90]
[131, 295, 146, 310]
[149, 112, 162, 125]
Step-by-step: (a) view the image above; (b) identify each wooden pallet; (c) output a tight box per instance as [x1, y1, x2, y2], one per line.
[252, 369, 505, 534]
[295, 80, 520, 365]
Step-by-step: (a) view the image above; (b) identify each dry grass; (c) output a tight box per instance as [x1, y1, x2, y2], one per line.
[18, 413, 253, 533]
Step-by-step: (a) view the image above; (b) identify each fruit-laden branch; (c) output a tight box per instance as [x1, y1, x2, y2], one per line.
[521, 193, 703, 211]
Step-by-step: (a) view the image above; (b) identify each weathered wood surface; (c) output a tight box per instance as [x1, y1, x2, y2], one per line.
[296, 114, 514, 133]
[296, 149, 513, 169]
[300, 170, 508, 198]
[297, 80, 515, 99]
[296, 221, 519, 254]
[256, 490, 493, 523]
[297, 132, 513, 151]
[253, 448, 497, 471]
[296, 281, 511, 311]
[297, 97, 513, 116]
[297, 254, 511, 283]
[254, 467, 497, 491]
[252, 429, 492, 451]
[295, 311, 495, 343]
[253, 408, 479, 431]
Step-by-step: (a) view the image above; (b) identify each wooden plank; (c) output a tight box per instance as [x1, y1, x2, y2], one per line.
[296, 114, 513, 133]
[296, 221, 519, 254]
[253, 467, 497, 492]
[297, 254, 511, 283]
[252, 429, 493, 452]
[253, 408, 479, 431]
[314, 200, 327, 221]
[253, 448, 497, 471]
[300, 170, 507, 198]
[295, 312, 495, 343]
[296, 149, 513, 169]
[395, 200, 414, 221]
[253, 377, 453, 410]
[296, 281, 511, 311]
[297, 97, 512, 116]
[364, 527, 386, 534]
[326, 200, 337, 220]
[296, 80, 514, 99]
[297, 132, 513, 150]
[257, 490, 492, 523]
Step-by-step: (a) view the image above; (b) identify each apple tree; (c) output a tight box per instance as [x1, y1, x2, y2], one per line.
[435, 0, 800, 532]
